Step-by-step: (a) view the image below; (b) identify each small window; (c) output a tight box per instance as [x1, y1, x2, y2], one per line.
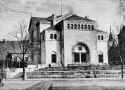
[50, 34, 53, 39]
[51, 54, 56, 63]
[74, 24, 77, 29]
[81, 24, 84, 29]
[71, 24, 73, 29]
[78, 46, 82, 50]
[99, 54, 103, 63]
[74, 52, 80, 62]
[98, 35, 100, 40]
[67, 24, 70, 29]
[78, 24, 80, 29]
[42, 34, 44, 40]
[88, 25, 91, 30]
[101, 35, 103, 40]
[92, 25, 94, 30]
[54, 34, 57, 40]
[85, 24, 87, 29]
[98, 35, 104, 40]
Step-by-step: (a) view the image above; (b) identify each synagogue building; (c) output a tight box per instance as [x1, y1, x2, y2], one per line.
[28, 13, 109, 67]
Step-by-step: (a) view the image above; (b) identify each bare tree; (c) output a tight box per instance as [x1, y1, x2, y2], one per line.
[8, 20, 31, 80]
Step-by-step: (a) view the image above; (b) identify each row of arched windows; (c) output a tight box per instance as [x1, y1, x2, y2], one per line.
[67, 24, 94, 30]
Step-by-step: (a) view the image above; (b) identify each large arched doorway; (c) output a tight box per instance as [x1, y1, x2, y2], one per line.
[72, 43, 90, 64]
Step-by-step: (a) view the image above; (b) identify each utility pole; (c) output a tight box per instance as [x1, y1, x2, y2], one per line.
[61, 0, 62, 15]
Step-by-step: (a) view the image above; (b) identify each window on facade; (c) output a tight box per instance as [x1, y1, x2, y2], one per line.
[81, 53, 86, 62]
[78, 46, 82, 50]
[71, 24, 73, 29]
[81, 24, 84, 29]
[85, 24, 87, 29]
[42, 34, 44, 40]
[50, 34, 53, 39]
[54, 34, 57, 40]
[74, 53, 80, 62]
[51, 54, 56, 63]
[98, 35, 100, 40]
[78, 24, 80, 29]
[36, 22, 40, 29]
[31, 31, 34, 41]
[98, 35, 104, 40]
[67, 24, 70, 29]
[92, 25, 94, 30]
[74, 24, 77, 29]
[99, 54, 103, 63]
[101, 35, 103, 40]
[88, 25, 91, 30]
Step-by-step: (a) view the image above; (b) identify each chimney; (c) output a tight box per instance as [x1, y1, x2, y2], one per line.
[52, 14, 56, 26]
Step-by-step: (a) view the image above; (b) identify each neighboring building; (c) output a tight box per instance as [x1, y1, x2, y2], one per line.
[118, 26, 125, 64]
[108, 26, 125, 65]
[108, 29, 121, 65]
[28, 13, 109, 67]
[0, 40, 31, 68]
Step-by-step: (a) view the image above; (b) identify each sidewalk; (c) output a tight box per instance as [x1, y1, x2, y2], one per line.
[0, 79, 42, 90]
[1, 78, 125, 90]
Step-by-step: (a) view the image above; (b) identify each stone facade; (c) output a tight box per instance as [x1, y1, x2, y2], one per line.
[28, 13, 109, 67]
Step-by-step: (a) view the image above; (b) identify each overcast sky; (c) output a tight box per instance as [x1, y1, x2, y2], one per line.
[0, 0, 123, 40]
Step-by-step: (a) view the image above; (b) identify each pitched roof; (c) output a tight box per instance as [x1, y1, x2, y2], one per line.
[94, 29, 108, 34]
[31, 17, 50, 23]
[65, 14, 95, 22]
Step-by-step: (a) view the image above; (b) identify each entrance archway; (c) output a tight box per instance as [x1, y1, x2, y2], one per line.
[72, 43, 90, 64]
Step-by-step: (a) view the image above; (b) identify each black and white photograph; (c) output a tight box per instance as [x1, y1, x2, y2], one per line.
[0, 0, 124, 90]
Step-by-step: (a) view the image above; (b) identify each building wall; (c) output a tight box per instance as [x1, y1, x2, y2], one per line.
[29, 20, 41, 65]
[63, 20, 98, 66]
[41, 30, 61, 67]
[30, 15, 109, 67]
[97, 33, 108, 64]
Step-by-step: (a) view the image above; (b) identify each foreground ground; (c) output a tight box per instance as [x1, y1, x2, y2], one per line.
[1, 78, 125, 90]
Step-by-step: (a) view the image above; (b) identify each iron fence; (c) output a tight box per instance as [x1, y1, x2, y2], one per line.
[26, 69, 125, 79]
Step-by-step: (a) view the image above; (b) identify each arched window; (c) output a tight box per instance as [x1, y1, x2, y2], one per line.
[73, 45, 88, 63]
[71, 24, 73, 29]
[88, 25, 91, 30]
[98, 35, 100, 40]
[67, 24, 70, 29]
[98, 35, 104, 40]
[54, 34, 57, 40]
[98, 53, 103, 63]
[78, 24, 80, 29]
[50, 34, 53, 39]
[81, 24, 84, 29]
[101, 35, 103, 40]
[74, 24, 77, 29]
[51, 52, 57, 63]
[92, 25, 94, 30]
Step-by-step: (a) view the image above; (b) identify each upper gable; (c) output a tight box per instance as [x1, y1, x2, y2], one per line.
[65, 15, 95, 22]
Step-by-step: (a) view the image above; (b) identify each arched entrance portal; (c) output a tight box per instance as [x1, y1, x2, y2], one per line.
[72, 43, 90, 64]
